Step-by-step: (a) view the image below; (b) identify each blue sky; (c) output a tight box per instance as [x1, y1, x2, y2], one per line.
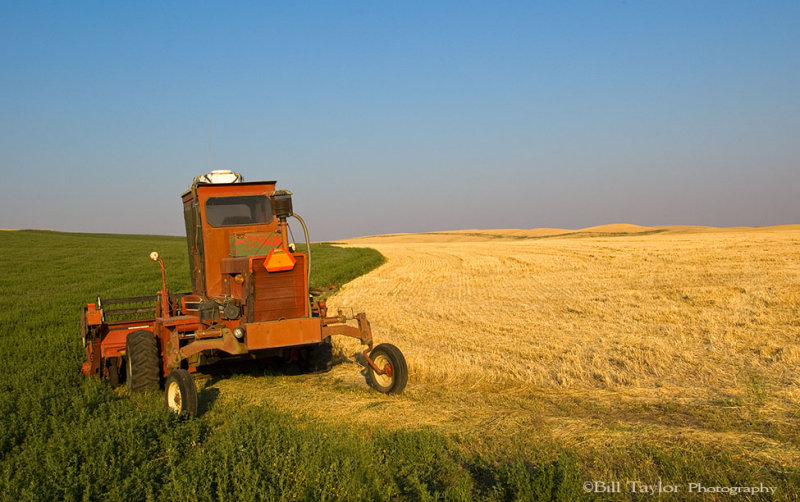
[1, 1, 798, 240]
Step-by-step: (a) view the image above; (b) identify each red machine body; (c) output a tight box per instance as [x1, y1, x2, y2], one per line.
[80, 172, 406, 414]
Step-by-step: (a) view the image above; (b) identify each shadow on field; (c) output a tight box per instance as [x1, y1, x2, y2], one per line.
[354, 352, 373, 387]
[197, 386, 219, 415]
[191, 354, 359, 414]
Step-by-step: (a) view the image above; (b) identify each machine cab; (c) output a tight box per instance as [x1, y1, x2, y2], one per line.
[181, 171, 308, 322]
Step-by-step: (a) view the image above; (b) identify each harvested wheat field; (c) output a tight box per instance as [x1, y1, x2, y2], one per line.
[210, 224, 800, 480]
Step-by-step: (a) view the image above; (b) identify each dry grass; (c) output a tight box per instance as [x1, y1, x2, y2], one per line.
[209, 225, 800, 474]
[346, 223, 800, 243]
[335, 226, 800, 391]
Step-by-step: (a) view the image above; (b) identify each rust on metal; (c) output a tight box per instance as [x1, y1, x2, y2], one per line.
[321, 312, 373, 347]
[229, 231, 282, 257]
[177, 328, 247, 362]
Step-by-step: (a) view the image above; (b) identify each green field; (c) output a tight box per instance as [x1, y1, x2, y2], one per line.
[0, 230, 580, 501]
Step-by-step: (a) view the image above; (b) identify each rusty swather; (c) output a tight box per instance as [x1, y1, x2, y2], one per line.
[80, 171, 407, 415]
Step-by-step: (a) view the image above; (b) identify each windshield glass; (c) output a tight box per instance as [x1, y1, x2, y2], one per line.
[205, 196, 271, 227]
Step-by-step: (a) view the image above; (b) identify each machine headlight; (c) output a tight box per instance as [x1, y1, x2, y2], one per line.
[233, 327, 245, 339]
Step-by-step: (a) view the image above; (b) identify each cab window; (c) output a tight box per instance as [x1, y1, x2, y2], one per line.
[205, 196, 271, 227]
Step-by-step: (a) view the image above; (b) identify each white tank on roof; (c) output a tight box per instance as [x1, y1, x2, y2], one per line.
[193, 170, 243, 185]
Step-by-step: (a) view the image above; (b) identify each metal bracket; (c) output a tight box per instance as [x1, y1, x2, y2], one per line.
[362, 349, 392, 376]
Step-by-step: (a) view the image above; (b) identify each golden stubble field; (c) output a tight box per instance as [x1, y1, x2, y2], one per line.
[210, 225, 800, 469]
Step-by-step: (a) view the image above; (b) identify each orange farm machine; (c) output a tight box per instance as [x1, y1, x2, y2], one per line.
[80, 171, 407, 415]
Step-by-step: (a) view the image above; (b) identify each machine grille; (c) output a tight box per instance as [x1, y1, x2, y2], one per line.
[251, 254, 307, 321]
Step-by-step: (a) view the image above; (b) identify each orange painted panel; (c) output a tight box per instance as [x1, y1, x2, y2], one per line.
[86, 304, 103, 325]
[101, 329, 130, 358]
[245, 317, 322, 350]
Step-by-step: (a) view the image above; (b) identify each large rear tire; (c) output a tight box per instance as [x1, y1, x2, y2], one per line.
[126, 330, 160, 392]
[164, 369, 198, 416]
[367, 343, 408, 395]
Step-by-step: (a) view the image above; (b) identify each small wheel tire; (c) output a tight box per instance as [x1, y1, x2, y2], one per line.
[165, 369, 198, 416]
[126, 330, 160, 393]
[367, 343, 408, 395]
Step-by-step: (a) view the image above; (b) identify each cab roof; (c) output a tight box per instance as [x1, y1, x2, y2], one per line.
[181, 180, 278, 198]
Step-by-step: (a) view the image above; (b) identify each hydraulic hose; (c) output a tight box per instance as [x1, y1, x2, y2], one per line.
[291, 212, 312, 317]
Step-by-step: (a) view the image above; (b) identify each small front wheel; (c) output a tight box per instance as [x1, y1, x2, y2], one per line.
[367, 343, 408, 395]
[164, 369, 198, 416]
